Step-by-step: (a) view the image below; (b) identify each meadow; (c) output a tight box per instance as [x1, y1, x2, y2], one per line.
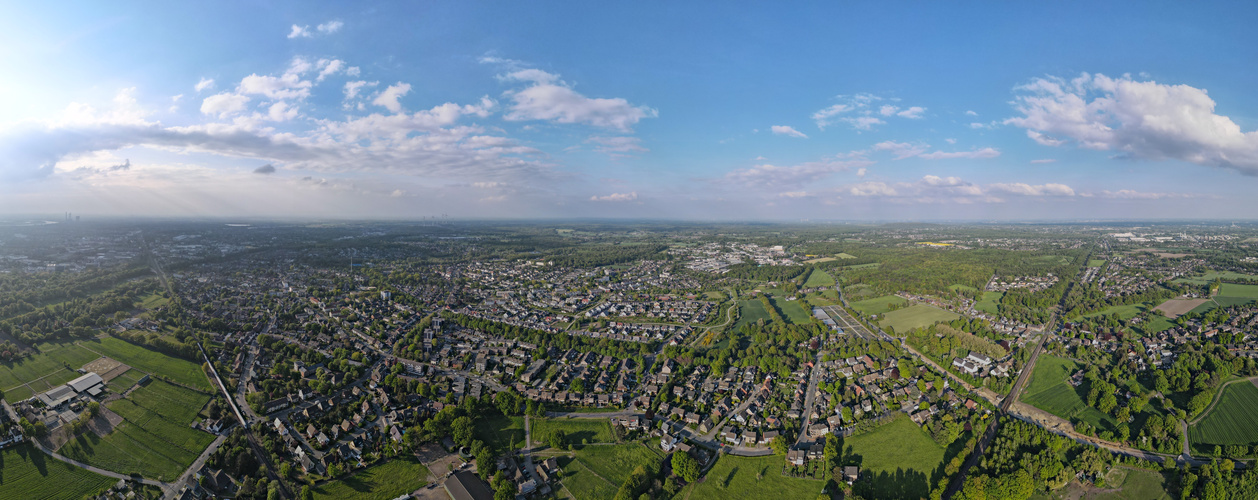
[0, 341, 100, 401]
[803, 269, 836, 287]
[312, 458, 430, 500]
[850, 295, 908, 316]
[0, 443, 115, 500]
[82, 336, 212, 391]
[733, 300, 771, 329]
[769, 297, 812, 324]
[878, 304, 959, 333]
[1188, 381, 1258, 455]
[1088, 259, 1108, 267]
[560, 443, 663, 499]
[844, 414, 949, 499]
[105, 368, 142, 393]
[685, 454, 825, 500]
[475, 414, 526, 454]
[1173, 271, 1258, 285]
[58, 380, 213, 481]
[1081, 301, 1157, 321]
[975, 292, 1003, 315]
[1021, 355, 1120, 433]
[531, 417, 614, 445]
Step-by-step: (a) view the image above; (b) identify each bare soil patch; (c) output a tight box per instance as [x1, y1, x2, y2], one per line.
[415, 442, 464, 483]
[803, 257, 837, 264]
[100, 363, 131, 382]
[1154, 298, 1208, 319]
[82, 357, 123, 376]
[88, 407, 123, 437]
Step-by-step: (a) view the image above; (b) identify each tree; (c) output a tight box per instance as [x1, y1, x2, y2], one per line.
[672, 451, 700, 483]
[452, 416, 475, 447]
[770, 435, 789, 455]
[548, 429, 567, 450]
[300, 486, 313, 500]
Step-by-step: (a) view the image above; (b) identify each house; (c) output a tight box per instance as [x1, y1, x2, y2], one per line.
[661, 433, 680, 452]
[787, 449, 806, 466]
[443, 471, 494, 500]
[844, 466, 859, 483]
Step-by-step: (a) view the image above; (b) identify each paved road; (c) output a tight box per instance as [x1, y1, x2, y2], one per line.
[164, 434, 227, 500]
[796, 352, 825, 445]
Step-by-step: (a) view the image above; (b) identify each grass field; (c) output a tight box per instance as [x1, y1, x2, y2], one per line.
[685, 454, 825, 500]
[106, 369, 141, 393]
[81, 337, 212, 391]
[802, 290, 841, 307]
[0, 342, 100, 400]
[803, 257, 837, 264]
[1088, 259, 1108, 267]
[59, 380, 213, 481]
[949, 284, 979, 293]
[836, 253, 858, 259]
[1219, 283, 1258, 299]
[475, 414, 525, 454]
[1021, 355, 1121, 432]
[1138, 316, 1176, 335]
[878, 304, 959, 333]
[560, 443, 663, 499]
[975, 292, 1003, 315]
[138, 292, 170, 310]
[1082, 302, 1157, 320]
[1173, 271, 1258, 285]
[312, 458, 430, 500]
[769, 297, 812, 324]
[1188, 381, 1258, 454]
[1089, 468, 1171, 500]
[531, 418, 614, 445]
[803, 269, 836, 287]
[842, 284, 878, 300]
[733, 300, 771, 329]
[844, 414, 948, 499]
[850, 295, 908, 316]
[0, 443, 116, 500]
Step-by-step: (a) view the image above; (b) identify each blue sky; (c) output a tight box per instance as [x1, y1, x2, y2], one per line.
[2, 1, 1256, 220]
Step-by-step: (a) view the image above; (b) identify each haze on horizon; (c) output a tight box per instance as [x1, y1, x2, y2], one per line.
[1, 2, 1257, 221]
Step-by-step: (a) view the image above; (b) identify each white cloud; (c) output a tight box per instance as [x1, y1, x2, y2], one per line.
[779, 191, 808, 198]
[879, 105, 899, 116]
[848, 116, 885, 130]
[590, 191, 638, 202]
[965, 110, 978, 116]
[316, 59, 345, 82]
[266, 101, 299, 122]
[316, 20, 344, 34]
[988, 182, 1075, 196]
[918, 147, 1000, 160]
[346, 66, 361, 77]
[238, 61, 314, 101]
[945, 138, 956, 144]
[200, 93, 250, 118]
[727, 157, 872, 188]
[770, 125, 808, 138]
[872, 140, 929, 160]
[287, 25, 311, 39]
[1006, 72, 1258, 174]
[1030, 159, 1057, 164]
[587, 136, 648, 155]
[343, 80, 378, 101]
[897, 106, 926, 119]
[848, 181, 898, 197]
[856, 167, 867, 177]
[372, 83, 412, 113]
[1026, 130, 1065, 146]
[194, 78, 215, 93]
[494, 67, 656, 132]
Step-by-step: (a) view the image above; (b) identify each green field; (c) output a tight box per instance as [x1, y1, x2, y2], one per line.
[1087, 468, 1171, 500]
[1088, 259, 1107, 267]
[1173, 271, 1258, 285]
[1189, 381, 1258, 454]
[1021, 355, 1120, 432]
[0, 443, 116, 500]
[842, 284, 878, 300]
[686, 454, 825, 500]
[733, 300, 771, 329]
[0, 342, 100, 401]
[1082, 301, 1156, 320]
[59, 380, 213, 481]
[138, 292, 170, 310]
[803, 269, 836, 287]
[1138, 316, 1175, 335]
[844, 414, 949, 499]
[81, 337, 212, 391]
[312, 458, 430, 500]
[878, 304, 960, 333]
[850, 295, 908, 316]
[836, 253, 858, 259]
[475, 414, 526, 454]
[106, 369, 141, 393]
[560, 443, 663, 499]
[1219, 283, 1258, 299]
[975, 292, 1003, 315]
[769, 297, 812, 324]
[949, 284, 978, 293]
[532, 417, 614, 445]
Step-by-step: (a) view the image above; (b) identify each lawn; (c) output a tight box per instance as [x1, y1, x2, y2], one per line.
[1087, 468, 1171, 500]
[0, 443, 115, 500]
[803, 269, 836, 287]
[567, 443, 662, 487]
[1138, 316, 1176, 335]
[1189, 381, 1258, 454]
[975, 292, 1003, 315]
[878, 304, 959, 333]
[844, 414, 949, 499]
[850, 295, 908, 316]
[733, 300, 771, 329]
[475, 414, 526, 454]
[559, 455, 619, 500]
[1088, 259, 1108, 267]
[58, 380, 213, 481]
[531, 417, 614, 446]
[0, 341, 100, 399]
[769, 297, 812, 324]
[686, 454, 825, 500]
[1081, 302, 1157, 321]
[1218, 283, 1258, 299]
[81, 336, 212, 391]
[312, 458, 430, 500]
[1173, 271, 1258, 285]
[138, 292, 170, 310]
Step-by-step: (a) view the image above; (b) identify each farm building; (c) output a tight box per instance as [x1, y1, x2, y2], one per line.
[67, 372, 105, 396]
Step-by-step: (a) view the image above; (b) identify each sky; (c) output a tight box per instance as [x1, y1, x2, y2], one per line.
[1, 2, 1257, 221]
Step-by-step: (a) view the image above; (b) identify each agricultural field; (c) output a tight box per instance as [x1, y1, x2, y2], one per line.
[844, 414, 949, 499]
[1021, 355, 1120, 432]
[1153, 298, 1208, 318]
[1188, 381, 1258, 454]
[312, 458, 430, 500]
[850, 295, 908, 316]
[802, 290, 841, 307]
[106, 368, 142, 393]
[531, 417, 614, 445]
[0, 341, 100, 401]
[842, 284, 879, 300]
[59, 380, 214, 481]
[81, 336, 212, 391]
[475, 414, 526, 454]
[975, 292, 1003, 315]
[0, 443, 116, 500]
[560, 443, 663, 499]
[878, 304, 959, 333]
[803, 269, 835, 287]
[685, 454, 825, 500]
[803, 257, 836, 264]
[769, 297, 812, 324]
[1218, 283, 1258, 299]
[836, 253, 858, 259]
[733, 300, 771, 329]
[1173, 271, 1258, 285]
